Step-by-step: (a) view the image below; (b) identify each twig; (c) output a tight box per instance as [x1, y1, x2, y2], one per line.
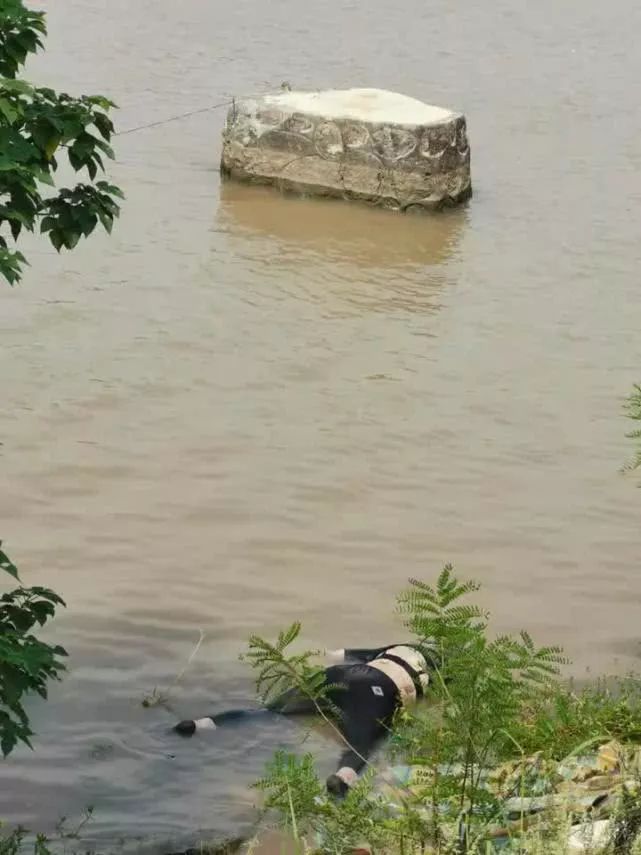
[142, 629, 205, 707]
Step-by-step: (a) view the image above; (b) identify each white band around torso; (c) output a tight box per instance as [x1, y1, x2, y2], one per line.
[369, 658, 417, 705]
[369, 645, 430, 705]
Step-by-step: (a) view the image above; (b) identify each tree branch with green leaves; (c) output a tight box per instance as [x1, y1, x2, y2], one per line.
[0, 0, 123, 285]
[250, 567, 579, 853]
[0, 543, 67, 756]
[396, 566, 567, 841]
[242, 623, 367, 765]
[243, 622, 328, 709]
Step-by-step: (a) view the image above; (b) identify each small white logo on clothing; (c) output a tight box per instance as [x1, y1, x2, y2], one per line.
[372, 686, 384, 696]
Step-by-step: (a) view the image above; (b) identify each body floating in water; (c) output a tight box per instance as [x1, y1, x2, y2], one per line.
[175, 642, 437, 796]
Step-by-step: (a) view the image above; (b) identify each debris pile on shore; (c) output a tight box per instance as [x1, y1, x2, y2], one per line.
[367, 739, 641, 853]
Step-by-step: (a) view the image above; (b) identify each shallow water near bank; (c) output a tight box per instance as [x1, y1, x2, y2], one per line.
[1, 0, 641, 848]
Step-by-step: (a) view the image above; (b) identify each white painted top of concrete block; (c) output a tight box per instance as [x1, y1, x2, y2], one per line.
[264, 88, 456, 126]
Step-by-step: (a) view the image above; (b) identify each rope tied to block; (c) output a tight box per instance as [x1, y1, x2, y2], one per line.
[114, 83, 292, 136]
[115, 98, 234, 136]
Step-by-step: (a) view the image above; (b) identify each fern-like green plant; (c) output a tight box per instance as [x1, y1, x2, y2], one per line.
[242, 622, 330, 709]
[254, 752, 404, 854]
[396, 566, 567, 845]
[512, 675, 641, 760]
[254, 750, 324, 837]
[247, 571, 641, 853]
[248, 569, 641, 853]
[243, 622, 370, 772]
[397, 564, 487, 679]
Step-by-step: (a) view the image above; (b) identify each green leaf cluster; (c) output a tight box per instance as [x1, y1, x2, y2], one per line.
[248, 567, 641, 853]
[0, 542, 67, 756]
[254, 752, 397, 853]
[243, 622, 332, 711]
[0, 1, 123, 284]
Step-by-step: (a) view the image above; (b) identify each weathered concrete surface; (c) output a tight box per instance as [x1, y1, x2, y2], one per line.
[220, 88, 471, 212]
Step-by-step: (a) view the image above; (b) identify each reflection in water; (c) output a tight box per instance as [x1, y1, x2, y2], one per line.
[218, 182, 467, 269]
[216, 182, 467, 317]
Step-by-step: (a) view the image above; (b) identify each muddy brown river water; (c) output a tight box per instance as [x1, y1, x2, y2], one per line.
[1, 0, 640, 849]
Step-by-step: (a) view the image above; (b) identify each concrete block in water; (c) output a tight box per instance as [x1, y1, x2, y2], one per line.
[220, 88, 471, 212]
